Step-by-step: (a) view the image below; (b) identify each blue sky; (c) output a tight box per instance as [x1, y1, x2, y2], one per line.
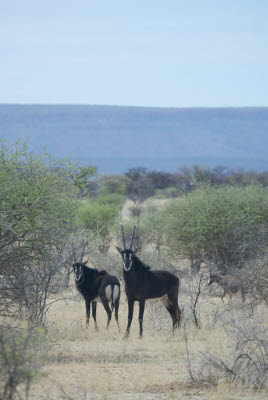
[1, 0, 268, 107]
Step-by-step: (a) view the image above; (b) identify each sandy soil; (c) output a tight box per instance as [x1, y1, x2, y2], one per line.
[27, 286, 267, 400]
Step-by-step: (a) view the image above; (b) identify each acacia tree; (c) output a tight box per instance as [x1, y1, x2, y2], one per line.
[73, 165, 97, 197]
[125, 167, 155, 203]
[164, 185, 268, 273]
[0, 140, 78, 323]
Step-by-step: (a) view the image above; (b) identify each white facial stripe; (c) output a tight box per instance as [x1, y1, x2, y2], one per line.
[75, 265, 83, 280]
[122, 251, 133, 271]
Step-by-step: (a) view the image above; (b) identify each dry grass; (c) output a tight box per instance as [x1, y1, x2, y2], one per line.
[26, 284, 268, 400]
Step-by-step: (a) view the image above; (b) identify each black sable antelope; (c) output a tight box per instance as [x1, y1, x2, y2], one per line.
[116, 224, 181, 338]
[208, 273, 246, 302]
[73, 261, 121, 331]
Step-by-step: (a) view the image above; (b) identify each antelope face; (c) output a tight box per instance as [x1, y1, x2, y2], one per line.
[117, 223, 136, 271]
[116, 247, 134, 272]
[122, 250, 134, 271]
[73, 263, 84, 281]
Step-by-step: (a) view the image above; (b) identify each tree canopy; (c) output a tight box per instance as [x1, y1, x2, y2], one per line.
[164, 185, 268, 272]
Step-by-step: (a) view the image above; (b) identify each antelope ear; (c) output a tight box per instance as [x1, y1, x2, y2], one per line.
[115, 246, 123, 255]
[83, 259, 88, 265]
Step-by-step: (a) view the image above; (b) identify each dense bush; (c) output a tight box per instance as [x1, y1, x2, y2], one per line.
[124, 165, 268, 202]
[125, 168, 155, 203]
[125, 167, 182, 202]
[77, 202, 118, 233]
[77, 201, 118, 253]
[164, 185, 268, 273]
[177, 165, 268, 193]
[0, 140, 78, 322]
[129, 204, 143, 217]
[98, 174, 127, 196]
[95, 193, 124, 208]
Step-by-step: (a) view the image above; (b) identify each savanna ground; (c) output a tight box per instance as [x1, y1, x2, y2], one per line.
[27, 278, 268, 400]
[25, 198, 267, 400]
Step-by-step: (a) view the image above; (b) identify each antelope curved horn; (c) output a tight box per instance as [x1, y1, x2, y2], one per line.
[120, 223, 126, 250]
[129, 226, 136, 250]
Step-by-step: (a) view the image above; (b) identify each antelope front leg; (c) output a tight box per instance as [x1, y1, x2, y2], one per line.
[138, 300, 145, 338]
[124, 299, 134, 339]
[114, 298, 121, 332]
[92, 302, 98, 331]
[85, 298, 91, 327]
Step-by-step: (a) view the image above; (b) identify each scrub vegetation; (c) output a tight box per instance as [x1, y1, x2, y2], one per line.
[0, 140, 267, 399]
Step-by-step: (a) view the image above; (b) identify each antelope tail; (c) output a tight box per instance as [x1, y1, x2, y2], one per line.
[111, 284, 120, 313]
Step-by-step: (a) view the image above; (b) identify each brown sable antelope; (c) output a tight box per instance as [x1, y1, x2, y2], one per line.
[208, 273, 246, 302]
[73, 261, 121, 331]
[116, 224, 181, 338]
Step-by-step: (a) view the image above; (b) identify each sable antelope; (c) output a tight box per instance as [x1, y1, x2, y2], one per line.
[208, 273, 246, 302]
[116, 224, 181, 338]
[73, 261, 121, 331]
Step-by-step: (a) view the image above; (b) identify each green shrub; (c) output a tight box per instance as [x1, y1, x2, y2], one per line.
[164, 186, 182, 198]
[98, 175, 127, 196]
[77, 202, 118, 234]
[77, 201, 118, 253]
[94, 193, 124, 208]
[151, 191, 167, 200]
[0, 139, 78, 321]
[164, 185, 268, 272]
[129, 205, 143, 217]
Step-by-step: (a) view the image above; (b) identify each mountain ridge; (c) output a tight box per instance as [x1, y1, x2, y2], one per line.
[0, 104, 267, 173]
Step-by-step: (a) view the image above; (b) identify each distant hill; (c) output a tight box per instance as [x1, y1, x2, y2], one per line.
[0, 105, 267, 173]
